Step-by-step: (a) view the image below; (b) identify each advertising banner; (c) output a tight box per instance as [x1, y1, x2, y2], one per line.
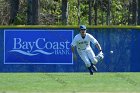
[4, 29, 73, 64]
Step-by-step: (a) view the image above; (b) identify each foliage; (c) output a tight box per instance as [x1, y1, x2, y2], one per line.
[0, 0, 9, 25]
[111, 0, 129, 25]
[40, 0, 62, 25]
[0, 0, 138, 25]
[14, 0, 27, 25]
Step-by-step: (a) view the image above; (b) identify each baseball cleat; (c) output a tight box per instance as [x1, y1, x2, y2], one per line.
[90, 72, 93, 75]
[88, 67, 94, 75]
[92, 65, 98, 72]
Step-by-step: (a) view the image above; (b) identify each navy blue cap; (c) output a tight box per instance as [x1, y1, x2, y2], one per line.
[80, 25, 86, 30]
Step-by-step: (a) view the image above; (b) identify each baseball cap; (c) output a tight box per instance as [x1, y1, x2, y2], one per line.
[80, 25, 86, 30]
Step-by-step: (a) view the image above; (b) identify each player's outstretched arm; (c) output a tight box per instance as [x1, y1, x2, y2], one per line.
[95, 43, 104, 61]
[95, 42, 102, 52]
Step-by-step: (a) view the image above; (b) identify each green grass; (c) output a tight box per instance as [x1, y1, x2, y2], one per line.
[0, 72, 140, 93]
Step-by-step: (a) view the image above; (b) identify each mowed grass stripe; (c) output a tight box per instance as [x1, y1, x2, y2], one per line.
[0, 72, 139, 92]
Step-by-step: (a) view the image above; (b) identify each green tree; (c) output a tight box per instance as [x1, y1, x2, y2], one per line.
[132, 0, 138, 25]
[61, 0, 68, 25]
[94, 0, 98, 25]
[88, 0, 92, 25]
[8, 0, 19, 25]
[27, 0, 39, 25]
[1, 0, 140, 25]
[138, 0, 140, 25]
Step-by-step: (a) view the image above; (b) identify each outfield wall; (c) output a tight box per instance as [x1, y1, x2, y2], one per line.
[0, 26, 140, 72]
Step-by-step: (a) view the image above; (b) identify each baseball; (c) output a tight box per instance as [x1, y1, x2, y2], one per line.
[110, 51, 113, 54]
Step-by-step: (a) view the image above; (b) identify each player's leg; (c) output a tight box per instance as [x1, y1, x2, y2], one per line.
[87, 49, 104, 63]
[90, 62, 97, 72]
[86, 50, 98, 72]
[77, 50, 93, 75]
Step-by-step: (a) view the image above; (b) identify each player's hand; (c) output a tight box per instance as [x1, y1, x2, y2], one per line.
[73, 54, 77, 62]
[97, 51, 104, 61]
[99, 51, 103, 55]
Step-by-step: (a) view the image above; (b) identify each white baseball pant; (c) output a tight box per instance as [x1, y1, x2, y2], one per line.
[77, 49, 98, 67]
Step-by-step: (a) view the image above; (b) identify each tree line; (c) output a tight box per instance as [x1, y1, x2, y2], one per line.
[0, 0, 140, 25]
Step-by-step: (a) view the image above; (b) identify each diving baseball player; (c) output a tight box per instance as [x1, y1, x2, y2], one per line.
[71, 25, 104, 75]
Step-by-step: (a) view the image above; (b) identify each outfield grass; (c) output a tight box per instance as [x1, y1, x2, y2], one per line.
[0, 72, 140, 93]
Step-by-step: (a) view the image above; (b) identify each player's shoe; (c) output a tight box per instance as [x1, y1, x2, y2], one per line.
[89, 71, 93, 75]
[90, 63, 98, 72]
[92, 65, 98, 72]
[88, 67, 93, 75]
[90, 72, 93, 75]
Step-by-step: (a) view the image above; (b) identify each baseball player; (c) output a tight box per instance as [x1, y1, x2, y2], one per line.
[71, 25, 104, 75]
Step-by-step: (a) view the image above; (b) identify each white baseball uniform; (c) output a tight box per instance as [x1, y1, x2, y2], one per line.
[71, 33, 98, 67]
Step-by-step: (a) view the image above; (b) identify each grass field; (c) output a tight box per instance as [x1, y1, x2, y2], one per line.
[0, 72, 140, 93]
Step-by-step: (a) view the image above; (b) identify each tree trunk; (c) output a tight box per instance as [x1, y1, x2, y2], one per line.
[8, 0, 19, 25]
[132, 0, 138, 25]
[128, 0, 132, 25]
[62, 0, 68, 25]
[77, 0, 80, 25]
[88, 0, 92, 25]
[101, 0, 104, 25]
[27, 0, 39, 25]
[138, 0, 140, 25]
[94, 0, 98, 25]
[107, 0, 111, 25]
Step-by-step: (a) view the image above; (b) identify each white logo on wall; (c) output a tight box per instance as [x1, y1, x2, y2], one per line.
[9, 38, 70, 56]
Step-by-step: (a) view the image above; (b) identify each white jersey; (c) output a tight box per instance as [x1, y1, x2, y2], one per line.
[71, 33, 98, 50]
